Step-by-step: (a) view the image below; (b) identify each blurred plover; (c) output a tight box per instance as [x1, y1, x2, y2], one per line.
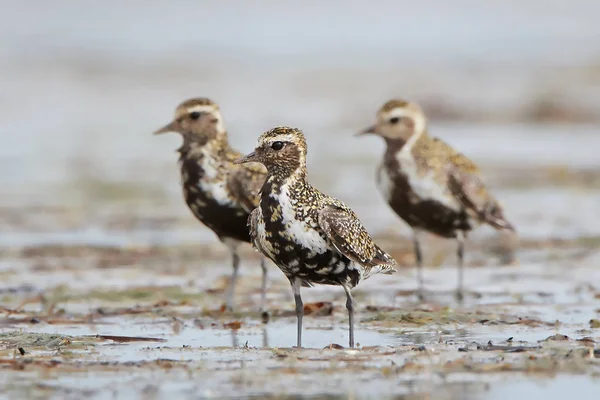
[358, 99, 515, 301]
[155, 98, 268, 311]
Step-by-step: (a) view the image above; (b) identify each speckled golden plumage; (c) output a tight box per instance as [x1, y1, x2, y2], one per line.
[359, 99, 515, 301]
[154, 97, 268, 311]
[409, 133, 509, 228]
[237, 126, 397, 348]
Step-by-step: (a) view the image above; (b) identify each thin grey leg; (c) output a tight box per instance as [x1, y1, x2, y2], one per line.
[231, 330, 239, 348]
[290, 278, 303, 348]
[225, 249, 240, 311]
[259, 257, 268, 312]
[413, 230, 425, 301]
[456, 232, 466, 303]
[343, 285, 356, 348]
[262, 327, 269, 348]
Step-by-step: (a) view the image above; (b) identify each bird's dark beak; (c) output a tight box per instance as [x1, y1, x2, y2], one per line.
[153, 121, 178, 135]
[355, 125, 378, 136]
[234, 151, 259, 165]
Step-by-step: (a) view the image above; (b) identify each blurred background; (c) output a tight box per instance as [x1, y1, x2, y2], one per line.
[1, 0, 599, 254]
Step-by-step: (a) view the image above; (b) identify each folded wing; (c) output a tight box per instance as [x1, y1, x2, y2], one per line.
[447, 161, 514, 231]
[227, 164, 267, 213]
[318, 204, 397, 273]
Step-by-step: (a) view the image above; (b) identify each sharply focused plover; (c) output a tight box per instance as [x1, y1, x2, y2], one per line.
[236, 126, 397, 348]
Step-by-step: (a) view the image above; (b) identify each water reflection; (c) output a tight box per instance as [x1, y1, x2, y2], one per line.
[230, 328, 269, 348]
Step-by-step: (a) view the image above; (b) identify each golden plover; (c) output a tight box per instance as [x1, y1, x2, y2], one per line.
[358, 99, 515, 301]
[155, 97, 268, 311]
[236, 126, 397, 348]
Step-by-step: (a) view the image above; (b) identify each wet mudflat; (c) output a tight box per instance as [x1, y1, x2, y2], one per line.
[1, 221, 600, 398]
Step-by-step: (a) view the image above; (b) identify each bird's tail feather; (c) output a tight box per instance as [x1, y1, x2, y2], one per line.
[370, 246, 398, 275]
[485, 202, 515, 232]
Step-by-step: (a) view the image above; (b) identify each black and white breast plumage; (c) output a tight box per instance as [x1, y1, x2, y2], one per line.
[377, 142, 474, 239]
[249, 176, 396, 288]
[179, 144, 252, 243]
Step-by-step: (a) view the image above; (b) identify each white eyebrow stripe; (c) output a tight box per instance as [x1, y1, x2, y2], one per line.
[388, 108, 413, 119]
[263, 134, 296, 144]
[187, 105, 217, 113]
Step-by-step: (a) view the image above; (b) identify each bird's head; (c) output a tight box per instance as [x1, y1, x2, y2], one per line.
[357, 99, 427, 143]
[235, 126, 307, 175]
[154, 97, 226, 144]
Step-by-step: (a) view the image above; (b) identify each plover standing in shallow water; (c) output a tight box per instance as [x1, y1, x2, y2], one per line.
[358, 99, 515, 301]
[154, 98, 268, 311]
[236, 126, 397, 348]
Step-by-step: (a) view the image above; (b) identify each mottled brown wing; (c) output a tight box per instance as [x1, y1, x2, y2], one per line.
[247, 207, 270, 258]
[432, 139, 487, 215]
[447, 164, 487, 212]
[448, 166, 514, 231]
[227, 164, 267, 213]
[247, 207, 260, 245]
[318, 204, 396, 268]
[425, 137, 514, 231]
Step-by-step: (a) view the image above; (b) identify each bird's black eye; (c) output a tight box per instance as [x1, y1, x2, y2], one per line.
[389, 117, 400, 124]
[189, 111, 201, 120]
[271, 141, 284, 151]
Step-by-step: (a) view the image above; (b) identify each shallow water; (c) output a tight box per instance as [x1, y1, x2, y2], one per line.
[2, 244, 600, 398]
[488, 378, 600, 400]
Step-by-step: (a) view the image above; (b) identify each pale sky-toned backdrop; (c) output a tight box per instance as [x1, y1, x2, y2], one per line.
[1, 0, 599, 245]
